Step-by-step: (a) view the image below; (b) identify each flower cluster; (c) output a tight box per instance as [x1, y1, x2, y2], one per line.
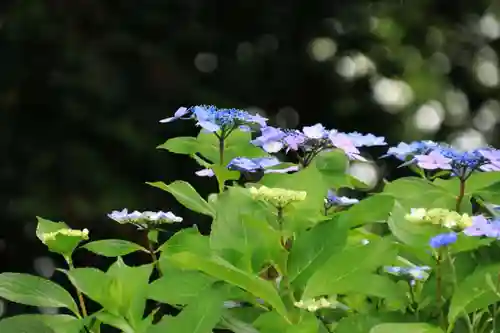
[463, 215, 500, 238]
[324, 189, 359, 209]
[294, 297, 336, 312]
[160, 105, 267, 135]
[108, 209, 183, 229]
[384, 265, 431, 283]
[41, 228, 90, 242]
[251, 123, 386, 163]
[227, 157, 299, 174]
[405, 208, 472, 230]
[386, 141, 500, 179]
[249, 186, 307, 208]
[429, 232, 458, 249]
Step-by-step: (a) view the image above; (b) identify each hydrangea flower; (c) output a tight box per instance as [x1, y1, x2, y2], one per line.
[429, 232, 458, 248]
[108, 209, 183, 229]
[385, 141, 499, 180]
[405, 208, 472, 230]
[463, 215, 500, 238]
[384, 265, 431, 281]
[160, 105, 267, 135]
[227, 157, 298, 174]
[252, 123, 385, 164]
[249, 186, 307, 209]
[324, 190, 359, 208]
[294, 297, 337, 312]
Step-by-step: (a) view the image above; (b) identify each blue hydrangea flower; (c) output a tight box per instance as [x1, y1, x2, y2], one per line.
[195, 168, 215, 177]
[414, 150, 452, 170]
[479, 148, 500, 171]
[346, 132, 387, 147]
[463, 215, 500, 238]
[108, 209, 182, 229]
[325, 190, 359, 207]
[384, 265, 431, 280]
[227, 157, 298, 174]
[160, 105, 267, 134]
[429, 232, 458, 248]
[384, 140, 438, 161]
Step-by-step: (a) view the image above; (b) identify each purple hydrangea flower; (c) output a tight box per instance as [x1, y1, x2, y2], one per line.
[346, 132, 387, 147]
[328, 131, 365, 161]
[429, 232, 458, 248]
[384, 266, 431, 280]
[195, 168, 215, 177]
[227, 157, 298, 174]
[159, 107, 190, 123]
[463, 215, 500, 238]
[325, 190, 359, 207]
[479, 148, 500, 171]
[414, 150, 452, 170]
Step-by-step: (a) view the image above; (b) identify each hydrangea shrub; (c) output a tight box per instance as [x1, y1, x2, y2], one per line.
[2, 105, 500, 333]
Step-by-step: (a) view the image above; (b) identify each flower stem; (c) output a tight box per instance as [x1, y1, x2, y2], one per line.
[455, 179, 466, 213]
[219, 136, 225, 166]
[65, 257, 88, 317]
[146, 233, 162, 278]
[436, 248, 445, 329]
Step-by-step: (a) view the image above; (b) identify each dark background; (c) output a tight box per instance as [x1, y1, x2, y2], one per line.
[0, 0, 499, 325]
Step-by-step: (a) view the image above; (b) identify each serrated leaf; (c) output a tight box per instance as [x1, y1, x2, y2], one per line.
[0, 273, 79, 316]
[147, 180, 215, 217]
[64, 268, 116, 311]
[303, 238, 397, 299]
[338, 194, 394, 227]
[287, 218, 348, 288]
[83, 239, 147, 257]
[35, 217, 87, 257]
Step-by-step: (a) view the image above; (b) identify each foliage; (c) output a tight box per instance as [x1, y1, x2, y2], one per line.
[3, 106, 500, 333]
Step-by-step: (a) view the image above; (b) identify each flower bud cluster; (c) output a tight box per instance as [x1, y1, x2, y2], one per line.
[405, 208, 472, 230]
[249, 186, 307, 208]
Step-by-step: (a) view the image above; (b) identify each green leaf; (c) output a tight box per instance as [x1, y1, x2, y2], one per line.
[210, 186, 283, 272]
[161, 286, 225, 333]
[448, 263, 500, 325]
[169, 252, 289, 320]
[157, 137, 199, 155]
[335, 314, 385, 333]
[64, 268, 116, 311]
[82, 239, 147, 257]
[287, 218, 348, 288]
[2, 315, 84, 333]
[147, 180, 215, 217]
[434, 172, 500, 195]
[0, 273, 79, 315]
[370, 323, 444, 333]
[0, 315, 55, 333]
[315, 150, 350, 188]
[35, 217, 88, 257]
[254, 311, 319, 333]
[338, 194, 394, 227]
[106, 259, 154, 327]
[148, 270, 214, 305]
[96, 311, 135, 333]
[303, 238, 397, 299]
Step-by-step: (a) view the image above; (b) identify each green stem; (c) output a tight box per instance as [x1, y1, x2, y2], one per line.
[436, 248, 445, 329]
[146, 235, 162, 278]
[219, 136, 225, 166]
[455, 179, 466, 213]
[65, 257, 88, 317]
[316, 314, 333, 333]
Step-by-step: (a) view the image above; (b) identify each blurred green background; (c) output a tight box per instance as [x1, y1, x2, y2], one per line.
[0, 0, 499, 321]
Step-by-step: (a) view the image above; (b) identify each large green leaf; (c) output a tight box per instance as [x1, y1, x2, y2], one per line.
[210, 186, 283, 272]
[0, 315, 84, 333]
[82, 239, 147, 257]
[370, 323, 444, 333]
[335, 314, 385, 333]
[253, 311, 319, 333]
[287, 218, 348, 289]
[147, 180, 215, 217]
[302, 238, 397, 299]
[314, 149, 351, 188]
[148, 270, 214, 305]
[0, 315, 55, 333]
[157, 136, 199, 155]
[158, 286, 225, 333]
[0, 273, 79, 315]
[106, 259, 154, 328]
[448, 263, 500, 325]
[169, 252, 289, 319]
[64, 267, 116, 311]
[339, 194, 394, 228]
